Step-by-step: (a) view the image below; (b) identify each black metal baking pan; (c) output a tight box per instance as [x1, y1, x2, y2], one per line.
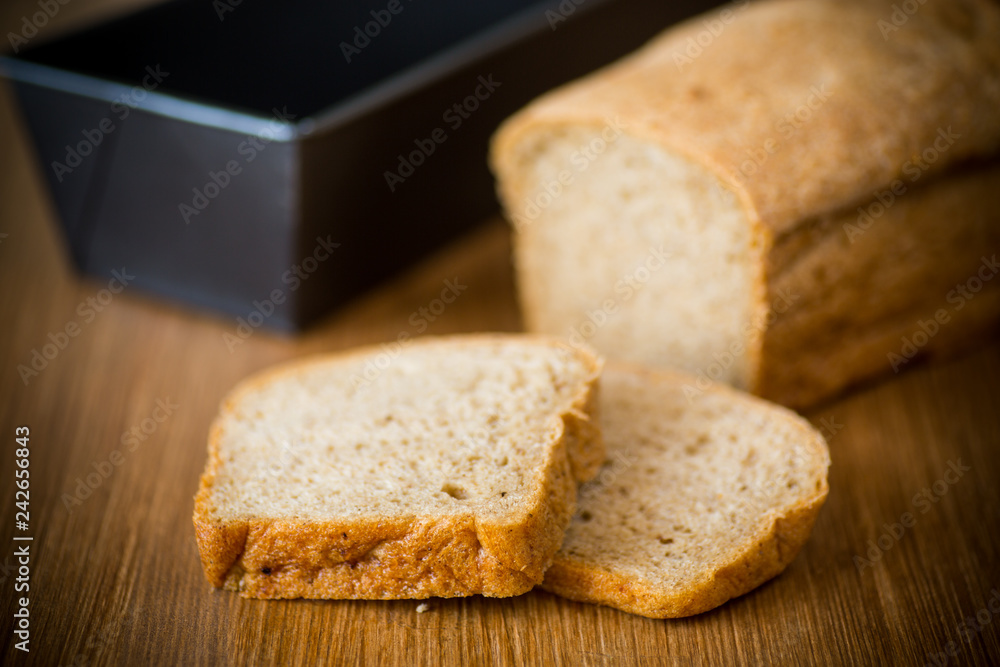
[1, 0, 719, 330]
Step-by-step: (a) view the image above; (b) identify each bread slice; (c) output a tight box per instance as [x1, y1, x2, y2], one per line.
[193, 334, 603, 599]
[490, 0, 1000, 409]
[541, 364, 829, 618]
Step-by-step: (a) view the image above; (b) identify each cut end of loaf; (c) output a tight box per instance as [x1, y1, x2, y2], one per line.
[193, 334, 603, 599]
[493, 123, 765, 390]
[540, 365, 830, 618]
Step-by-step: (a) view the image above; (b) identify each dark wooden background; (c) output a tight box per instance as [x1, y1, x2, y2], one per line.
[1, 1, 999, 664]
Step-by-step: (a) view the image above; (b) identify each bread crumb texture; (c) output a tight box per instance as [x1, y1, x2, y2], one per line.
[193, 334, 602, 599]
[542, 365, 830, 618]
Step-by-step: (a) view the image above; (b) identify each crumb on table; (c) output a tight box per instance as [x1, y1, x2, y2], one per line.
[416, 603, 431, 613]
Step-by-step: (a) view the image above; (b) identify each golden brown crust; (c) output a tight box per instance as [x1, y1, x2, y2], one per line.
[539, 364, 830, 618]
[192, 334, 603, 599]
[558, 354, 604, 482]
[492, 0, 1000, 237]
[756, 161, 1000, 408]
[205, 516, 542, 599]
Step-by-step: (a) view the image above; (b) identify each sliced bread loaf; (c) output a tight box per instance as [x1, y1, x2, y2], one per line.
[490, 0, 1000, 409]
[541, 364, 829, 618]
[193, 334, 603, 599]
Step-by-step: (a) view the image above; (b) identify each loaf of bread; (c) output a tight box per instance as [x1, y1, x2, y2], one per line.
[193, 335, 603, 599]
[491, 0, 1000, 408]
[541, 364, 830, 618]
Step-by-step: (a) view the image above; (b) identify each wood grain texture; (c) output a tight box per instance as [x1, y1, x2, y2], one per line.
[1, 1, 999, 664]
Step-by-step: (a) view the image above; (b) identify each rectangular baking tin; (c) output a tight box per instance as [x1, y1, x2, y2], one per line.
[1, 0, 719, 330]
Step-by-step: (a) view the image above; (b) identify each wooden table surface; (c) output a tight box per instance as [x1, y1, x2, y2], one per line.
[2, 2, 1000, 666]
